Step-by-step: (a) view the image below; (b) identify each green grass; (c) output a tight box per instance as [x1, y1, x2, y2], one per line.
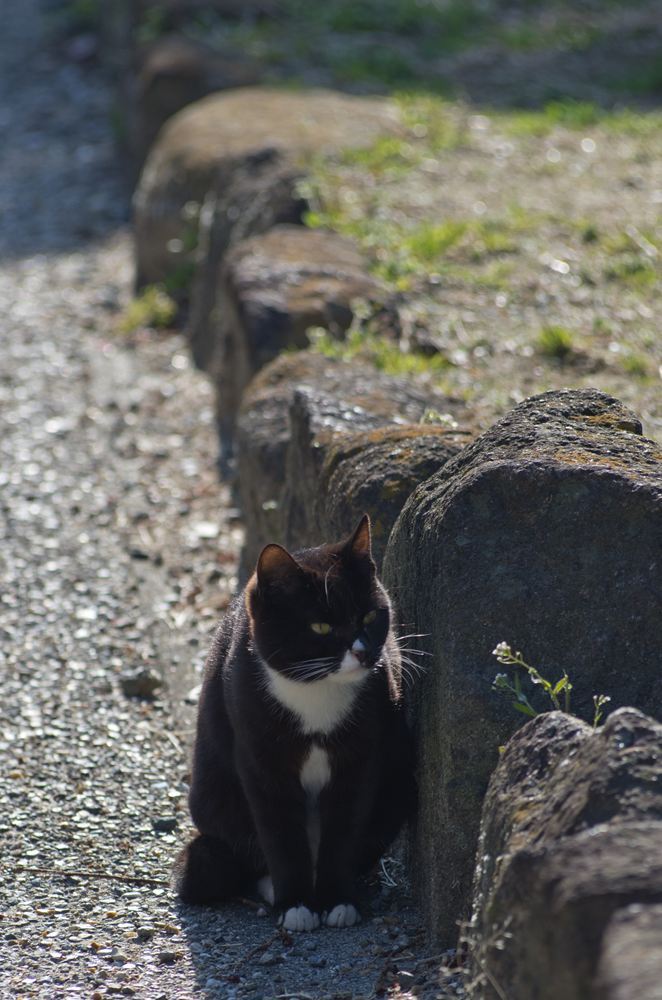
[305, 179, 528, 290]
[604, 255, 658, 288]
[338, 136, 421, 175]
[119, 286, 177, 334]
[500, 100, 662, 138]
[404, 221, 468, 261]
[503, 100, 604, 135]
[604, 226, 660, 285]
[537, 325, 575, 359]
[307, 324, 452, 378]
[621, 352, 650, 377]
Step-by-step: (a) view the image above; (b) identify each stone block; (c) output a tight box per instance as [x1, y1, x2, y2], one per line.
[383, 388, 662, 943]
[317, 425, 470, 570]
[210, 225, 387, 450]
[237, 351, 468, 573]
[595, 904, 662, 1000]
[130, 36, 261, 169]
[469, 709, 662, 1000]
[132, 86, 398, 299]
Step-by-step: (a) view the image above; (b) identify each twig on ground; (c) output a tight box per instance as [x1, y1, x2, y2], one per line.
[274, 994, 316, 1000]
[6, 863, 169, 888]
[232, 931, 282, 972]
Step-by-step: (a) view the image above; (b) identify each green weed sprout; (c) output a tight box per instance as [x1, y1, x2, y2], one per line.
[492, 641, 572, 718]
[492, 642, 611, 728]
[119, 285, 177, 334]
[592, 693, 611, 728]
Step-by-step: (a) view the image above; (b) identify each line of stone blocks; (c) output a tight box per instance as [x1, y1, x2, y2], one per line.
[116, 27, 662, 995]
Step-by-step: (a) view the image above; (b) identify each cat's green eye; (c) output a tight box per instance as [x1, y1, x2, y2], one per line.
[311, 622, 332, 635]
[363, 611, 377, 625]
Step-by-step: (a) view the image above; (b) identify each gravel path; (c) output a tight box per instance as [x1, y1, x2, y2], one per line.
[0, 4, 458, 998]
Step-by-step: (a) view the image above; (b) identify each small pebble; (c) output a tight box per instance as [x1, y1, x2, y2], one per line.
[152, 816, 177, 833]
[120, 668, 163, 698]
[157, 950, 181, 964]
[258, 951, 281, 966]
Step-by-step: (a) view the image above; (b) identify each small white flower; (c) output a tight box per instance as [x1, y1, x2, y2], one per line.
[492, 641, 511, 658]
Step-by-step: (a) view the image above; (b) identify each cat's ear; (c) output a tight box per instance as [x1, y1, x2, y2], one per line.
[344, 514, 373, 561]
[256, 543, 302, 591]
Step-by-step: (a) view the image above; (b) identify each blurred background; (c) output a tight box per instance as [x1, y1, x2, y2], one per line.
[57, 0, 660, 440]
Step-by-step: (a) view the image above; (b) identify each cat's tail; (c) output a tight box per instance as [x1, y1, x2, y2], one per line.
[173, 834, 255, 905]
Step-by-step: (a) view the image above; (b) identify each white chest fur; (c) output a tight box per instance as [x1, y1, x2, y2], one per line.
[299, 745, 330, 869]
[262, 662, 365, 735]
[299, 745, 331, 796]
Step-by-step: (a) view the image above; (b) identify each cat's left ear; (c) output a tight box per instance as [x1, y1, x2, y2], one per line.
[344, 514, 374, 563]
[256, 543, 303, 591]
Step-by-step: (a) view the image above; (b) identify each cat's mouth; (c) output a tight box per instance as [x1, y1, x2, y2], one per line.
[329, 649, 376, 682]
[338, 651, 365, 673]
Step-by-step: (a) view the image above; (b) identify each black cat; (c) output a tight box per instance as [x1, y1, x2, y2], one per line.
[174, 515, 415, 931]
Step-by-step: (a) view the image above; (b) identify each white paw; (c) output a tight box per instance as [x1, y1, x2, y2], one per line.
[278, 905, 320, 932]
[323, 903, 361, 928]
[256, 875, 275, 906]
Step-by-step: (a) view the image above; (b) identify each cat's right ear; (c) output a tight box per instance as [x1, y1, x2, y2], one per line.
[255, 544, 302, 592]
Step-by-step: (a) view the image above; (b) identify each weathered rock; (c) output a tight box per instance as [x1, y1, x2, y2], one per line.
[236, 353, 310, 567]
[120, 667, 163, 699]
[383, 388, 662, 944]
[284, 380, 468, 561]
[210, 225, 388, 448]
[130, 36, 261, 169]
[189, 154, 308, 351]
[133, 86, 399, 295]
[595, 904, 662, 1000]
[469, 709, 662, 1000]
[318, 425, 470, 569]
[237, 351, 467, 572]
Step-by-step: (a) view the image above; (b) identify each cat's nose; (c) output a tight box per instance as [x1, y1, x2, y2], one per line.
[351, 639, 367, 664]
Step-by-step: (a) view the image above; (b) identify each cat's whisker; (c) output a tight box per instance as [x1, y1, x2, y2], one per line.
[397, 646, 433, 657]
[399, 659, 427, 687]
[288, 657, 337, 671]
[323, 565, 333, 605]
[289, 664, 335, 676]
[286, 659, 337, 681]
[400, 653, 428, 668]
[287, 668, 334, 681]
[399, 656, 428, 679]
[399, 665, 418, 689]
[264, 647, 285, 663]
[289, 660, 336, 670]
[395, 632, 431, 643]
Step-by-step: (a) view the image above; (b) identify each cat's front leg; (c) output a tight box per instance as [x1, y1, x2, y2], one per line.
[315, 772, 371, 928]
[315, 845, 362, 928]
[242, 769, 320, 931]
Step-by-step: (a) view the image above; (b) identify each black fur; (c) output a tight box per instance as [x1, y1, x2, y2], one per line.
[174, 516, 416, 924]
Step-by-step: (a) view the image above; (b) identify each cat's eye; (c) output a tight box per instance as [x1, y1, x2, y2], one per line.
[363, 611, 377, 625]
[310, 622, 332, 635]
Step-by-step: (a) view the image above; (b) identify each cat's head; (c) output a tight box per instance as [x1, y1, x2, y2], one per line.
[247, 515, 391, 685]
